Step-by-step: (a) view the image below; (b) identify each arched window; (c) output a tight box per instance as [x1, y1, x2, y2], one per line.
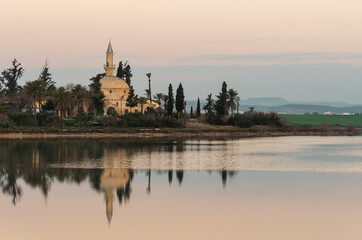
[109, 90, 112, 94]
[116, 102, 119, 107]
[124, 90, 126, 93]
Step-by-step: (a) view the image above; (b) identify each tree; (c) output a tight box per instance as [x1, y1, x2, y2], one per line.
[162, 94, 168, 111]
[175, 83, 185, 119]
[53, 87, 71, 128]
[38, 60, 55, 95]
[71, 84, 89, 115]
[190, 106, 193, 117]
[24, 79, 47, 127]
[153, 93, 164, 105]
[235, 96, 240, 114]
[215, 81, 228, 117]
[146, 73, 152, 103]
[196, 97, 201, 117]
[227, 88, 238, 116]
[138, 97, 148, 114]
[144, 89, 151, 99]
[126, 85, 138, 112]
[0, 59, 24, 96]
[116, 61, 133, 86]
[89, 73, 105, 115]
[167, 84, 174, 117]
[203, 94, 216, 124]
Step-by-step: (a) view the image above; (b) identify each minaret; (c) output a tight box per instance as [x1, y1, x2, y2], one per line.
[104, 41, 115, 76]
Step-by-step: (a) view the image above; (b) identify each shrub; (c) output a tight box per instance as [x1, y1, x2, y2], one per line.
[7, 111, 34, 126]
[37, 111, 61, 126]
[227, 112, 282, 128]
[0, 120, 15, 129]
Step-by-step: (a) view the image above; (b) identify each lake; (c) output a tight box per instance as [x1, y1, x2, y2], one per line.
[1, 136, 362, 239]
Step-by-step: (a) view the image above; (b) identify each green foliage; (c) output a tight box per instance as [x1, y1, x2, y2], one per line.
[196, 97, 201, 117]
[41, 98, 55, 112]
[0, 120, 15, 129]
[71, 84, 89, 114]
[175, 83, 185, 117]
[0, 59, 24, 95]
[203, 94, 216, 124]
[153, 93, 164, 105]
[280, 114, 362, 127]
[37, 111, 61, 126]
[167, 84, 174, 117]
[120, 113, 183, 128]
[75, 112, 94, 126]
[8, 111, 34, 126]
[126, 85, 138, 109]
[227, 88, 238, 116]
[89, 73, 105, 114]
[138, 97, 148, 114]
[38, 60, 55, 94]
[215, 81, 228, 117]
[116, 61, 133, 86]
[227, 112, 282, 128]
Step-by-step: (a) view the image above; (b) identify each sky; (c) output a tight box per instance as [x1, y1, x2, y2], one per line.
[1, 0, 362, 103]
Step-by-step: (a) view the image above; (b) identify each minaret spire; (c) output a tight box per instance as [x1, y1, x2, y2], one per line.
[104, 40, 115, 76]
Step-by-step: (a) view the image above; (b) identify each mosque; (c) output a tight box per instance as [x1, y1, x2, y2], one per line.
[100, 42, 158, 115]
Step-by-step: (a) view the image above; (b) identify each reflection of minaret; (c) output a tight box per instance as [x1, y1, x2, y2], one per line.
[100, 169, 130, 225]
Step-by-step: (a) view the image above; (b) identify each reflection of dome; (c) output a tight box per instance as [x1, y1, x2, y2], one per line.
[100, 169, 130, 189]
[100, 76, 129, 89]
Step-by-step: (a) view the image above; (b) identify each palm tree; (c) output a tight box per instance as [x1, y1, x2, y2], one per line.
[235, 96, 240, 114]
[153, 93, 164, 105]
[71, 84, 88, 115]
[138, 97, 148, 114]
[146, 73, 152, 102]
[24, 79, 47, 127]
[53, 87, 70, 128]
[162, 95, 169, 113]
[227, 88, 238, 116]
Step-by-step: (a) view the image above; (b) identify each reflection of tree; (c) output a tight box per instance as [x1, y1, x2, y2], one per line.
[0, 168, 22, 205]
[176, 170, 184, 185]
[117, 170, 133, 205]
[220, 170, 236, 187]
[168, 170, 173, 185]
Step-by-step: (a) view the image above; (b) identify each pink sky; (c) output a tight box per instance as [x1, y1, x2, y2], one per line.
[1, 0, 362, 68]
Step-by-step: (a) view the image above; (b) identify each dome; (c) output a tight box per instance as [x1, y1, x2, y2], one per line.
[100, 76, 129, 89]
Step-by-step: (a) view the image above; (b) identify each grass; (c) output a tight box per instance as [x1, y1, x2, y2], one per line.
[280, 114, 362, 127]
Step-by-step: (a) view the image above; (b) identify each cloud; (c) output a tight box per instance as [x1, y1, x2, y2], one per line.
[178, 52, 362, 66]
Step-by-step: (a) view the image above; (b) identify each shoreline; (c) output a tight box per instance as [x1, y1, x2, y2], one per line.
[0, 128, 358, 139]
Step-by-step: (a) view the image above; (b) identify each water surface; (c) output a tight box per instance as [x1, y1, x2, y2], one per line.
[1, 137, 362, 239]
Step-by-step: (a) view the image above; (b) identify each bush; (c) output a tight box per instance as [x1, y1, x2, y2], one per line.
[7, 111, 34, 126]
[0, 120, 15, 129]
[227, 112, 282, 128]
[75, 112, 95, 127]
[37, 111, 61, 126]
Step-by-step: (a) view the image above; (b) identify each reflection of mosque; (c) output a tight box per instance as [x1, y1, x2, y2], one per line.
[100, 169, 130, 224]
[0, 139, 236, 224]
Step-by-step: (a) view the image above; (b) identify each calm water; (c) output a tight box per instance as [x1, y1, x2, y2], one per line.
[1, 136, 362, 239]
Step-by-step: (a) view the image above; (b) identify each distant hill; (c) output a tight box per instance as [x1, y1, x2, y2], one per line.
[240, 97, 291, 107]
[185, 97, 362, 114]
[239, 104, 362, 114]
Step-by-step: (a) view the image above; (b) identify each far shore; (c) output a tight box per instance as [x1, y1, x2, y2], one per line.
[0, 126, 358, 139]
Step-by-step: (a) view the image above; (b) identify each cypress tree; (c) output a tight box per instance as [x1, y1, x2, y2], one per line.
[167, 84, 174, 117]
[175, 83, 185, 119]
[89, 73, 105, 115]
[215, 81, 228, 117]
[196, 97, 201, 117]
[126, 85, 138, 112]
[190, 106, 193, 117]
